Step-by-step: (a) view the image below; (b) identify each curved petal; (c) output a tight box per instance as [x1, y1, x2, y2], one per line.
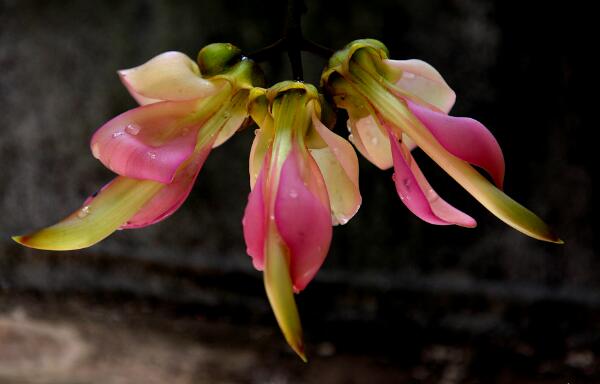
[242, 161, 267, 270]
[249, 121, 274, 189]
[351, 114, 393, 169]
[122, 143, 213, 228]
[385, 59, 456, 113]
[406, 100, 505, 188]
[118, 51, 217, 103]
[12, 177, 163, 250]
[91, 99, 205, 184]
[311, 113, 361, 225]
[212, 94, 248, 148]
[389, 130, 476, 227]
[274, 148, 332, 292]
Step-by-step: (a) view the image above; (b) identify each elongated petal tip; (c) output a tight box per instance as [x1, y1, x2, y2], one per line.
[295, 345, 308, 362]
[11, 235, 29, 247]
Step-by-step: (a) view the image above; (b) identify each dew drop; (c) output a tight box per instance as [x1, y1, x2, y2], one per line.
[147, 151, 157, 159]
[125, 123, 141, 135]
[403, 72, 416, 79]
[112, 131, 124, 138]
[77, 205, 91, 219]
[269, 214, 275, 221]
[370, 136, 379, 145]
[289, 189, 298, 199]
[348, 134, 355, 142]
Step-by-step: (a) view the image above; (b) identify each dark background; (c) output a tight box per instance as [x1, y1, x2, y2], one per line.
[0, 0, 592, 383]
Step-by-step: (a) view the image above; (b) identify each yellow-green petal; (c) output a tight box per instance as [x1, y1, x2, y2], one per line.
[13, 177, 163, 250]
[264, 224, 307, 361]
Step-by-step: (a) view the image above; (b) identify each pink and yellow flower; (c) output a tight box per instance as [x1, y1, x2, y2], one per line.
[13, 43, 262, 249]
[243, 82, 361, 359]
[322, 39, 562, 243]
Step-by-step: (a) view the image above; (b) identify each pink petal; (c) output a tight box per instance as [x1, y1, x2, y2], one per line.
[406, 100, 505, 188]
[275, 148, 332, 292]
[242, 160, 267, 270]
[385, 59, 456, 113]
[389, 130, 476, 227]
[121, 143, 213, 229]
[91, 99, 204, 184]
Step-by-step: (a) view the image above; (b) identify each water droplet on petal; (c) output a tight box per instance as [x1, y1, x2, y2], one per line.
[370, 136, 379, 145]
[147, 151, 157, 159]
[254, 129, 259, 136]
[112, 131, 124, 138]
[403, 72, 416, 79]
[77, 205, 91, 219]
[348, 134, 355, 142]
[289, 189, 298, 198]
[125, 123, 141, 135]
[269, 214, 275, 221]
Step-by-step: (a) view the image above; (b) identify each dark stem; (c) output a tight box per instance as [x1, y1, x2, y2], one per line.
[285, 0, 306, 80]
[247, 0, 334, 81]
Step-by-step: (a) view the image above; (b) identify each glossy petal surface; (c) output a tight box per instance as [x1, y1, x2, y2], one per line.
[122, 144, 213, 228]
[407, 100, 505, 188]
[91, 99, 204, 183]
[118, 51, 217, 103]
[13, 177, 162, 250]
[243, 164, 267, 270]
[274, 149, 332, 292]
[385, 59, 456, 113]
[389, 130, 476, 227]
[311, 114, 361, 225]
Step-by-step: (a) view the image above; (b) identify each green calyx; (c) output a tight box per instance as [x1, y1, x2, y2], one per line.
[321, 39, 390, 86]
[197, 43, 242, 76]
[197, 43, 265, 90]
[266, 81, 319, 105]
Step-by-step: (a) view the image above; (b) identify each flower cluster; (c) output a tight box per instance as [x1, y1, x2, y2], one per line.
[14, 40, 561, 360]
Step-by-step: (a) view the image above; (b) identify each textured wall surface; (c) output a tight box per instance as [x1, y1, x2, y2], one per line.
[0, 0, 592, 382]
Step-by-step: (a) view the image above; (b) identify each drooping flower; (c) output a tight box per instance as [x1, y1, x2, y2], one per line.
[13, 43, 263, 250]
[322, 39, 562, 243]
[242, 81, 361, 360]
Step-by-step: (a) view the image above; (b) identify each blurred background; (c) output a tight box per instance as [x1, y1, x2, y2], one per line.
[0, 0, 591, 383]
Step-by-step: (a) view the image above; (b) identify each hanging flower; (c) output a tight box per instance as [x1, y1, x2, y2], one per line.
[13, 43, 263, 250]
[321, 39, 562, 243]
[242, 81, 361, 360]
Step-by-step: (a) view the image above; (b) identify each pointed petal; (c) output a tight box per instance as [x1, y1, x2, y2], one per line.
[118, 51, 217, 103]
[122, 144, 213, 228]
[243, 162, 267, 270]
[385, 59, 456, 113]
[406, 100, 505, 188]
[263, 225, 306, 361]
[389, 130, 476, 227]
[212, 94, 248, 148]
[12, 177, 162, 250]
[311, 113, 361, 225]
[90, 99, 204, 183]
[249, 125, 275, 189]
[274, 148, 332, 292]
